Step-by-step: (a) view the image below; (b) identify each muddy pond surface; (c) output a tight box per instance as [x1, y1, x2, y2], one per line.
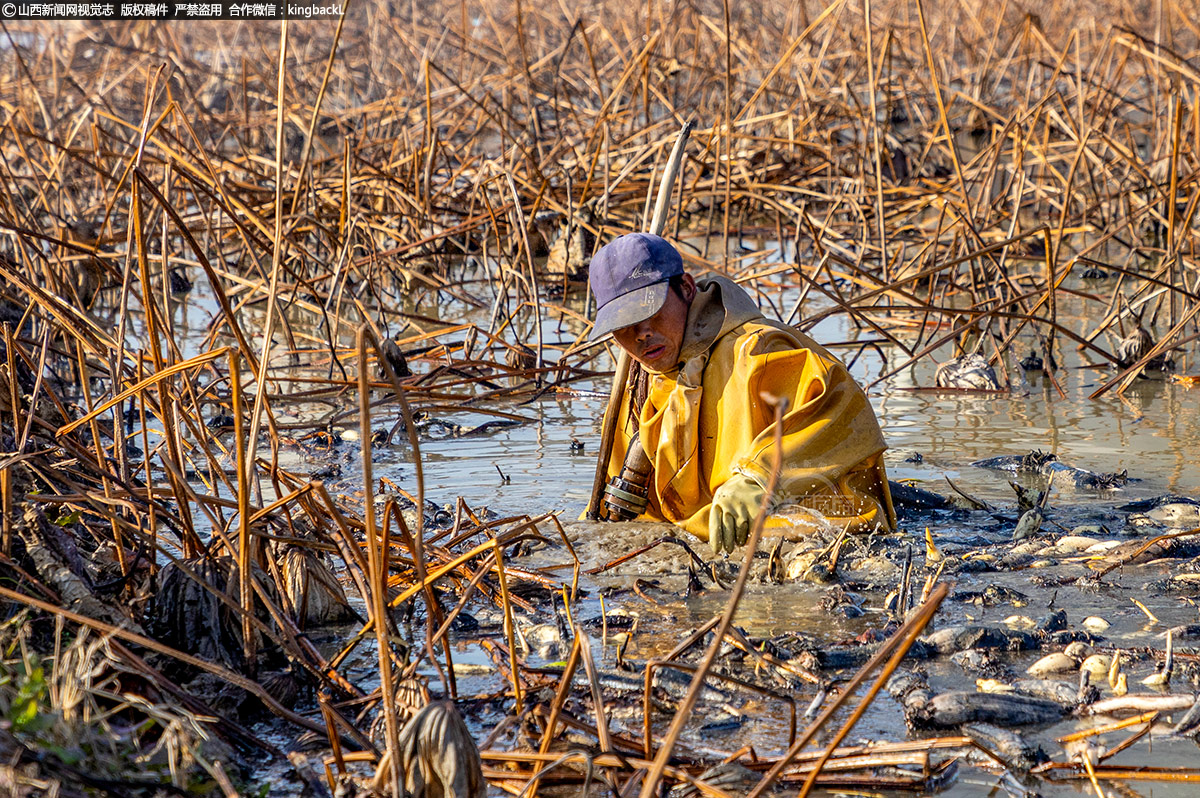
[163, 255, 1200, 797]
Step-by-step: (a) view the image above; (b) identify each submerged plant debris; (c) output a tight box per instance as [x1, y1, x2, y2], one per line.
[0, 2, 1199, 796]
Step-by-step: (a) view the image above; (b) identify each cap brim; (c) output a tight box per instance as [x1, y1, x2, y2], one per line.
[590, 281, 669, 340]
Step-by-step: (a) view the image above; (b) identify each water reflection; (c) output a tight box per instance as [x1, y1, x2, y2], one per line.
[153, 252, 1199, 525]
[141, 247, 1200, 798]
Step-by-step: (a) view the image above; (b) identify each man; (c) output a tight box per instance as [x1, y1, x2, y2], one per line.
[591, 233, 895, 554]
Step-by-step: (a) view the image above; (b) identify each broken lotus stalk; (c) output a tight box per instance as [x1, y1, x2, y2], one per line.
[588, 119, 694, 521]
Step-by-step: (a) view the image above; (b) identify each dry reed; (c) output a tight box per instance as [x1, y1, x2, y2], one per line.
[0, 1, 1199, 794]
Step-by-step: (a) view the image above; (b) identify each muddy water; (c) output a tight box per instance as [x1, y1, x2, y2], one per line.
[517, 514, 1200, 797]
[157, 256, 1200, 518]
[159, 258, 1200, 796]
[410, 273, 1200, 796]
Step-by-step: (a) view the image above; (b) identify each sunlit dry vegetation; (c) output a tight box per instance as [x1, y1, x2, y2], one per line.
[1, 0, 1199, 794]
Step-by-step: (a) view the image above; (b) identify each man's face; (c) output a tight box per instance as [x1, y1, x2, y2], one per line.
[611, 274, 696, 372]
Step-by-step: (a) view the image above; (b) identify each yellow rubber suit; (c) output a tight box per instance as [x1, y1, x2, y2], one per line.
[604, 276, 896, 542]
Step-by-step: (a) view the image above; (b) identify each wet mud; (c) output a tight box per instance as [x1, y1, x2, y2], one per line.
[496, 477, 1200, 797]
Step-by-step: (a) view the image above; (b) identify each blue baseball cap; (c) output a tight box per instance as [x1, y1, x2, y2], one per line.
[589, 233, 683, 339]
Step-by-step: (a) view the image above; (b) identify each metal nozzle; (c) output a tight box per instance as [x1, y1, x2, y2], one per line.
[601, 438, 652, 521]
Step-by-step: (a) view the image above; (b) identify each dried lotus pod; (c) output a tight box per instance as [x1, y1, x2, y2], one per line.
[370, 701, 485, 798]
[279, 546, 359, 628]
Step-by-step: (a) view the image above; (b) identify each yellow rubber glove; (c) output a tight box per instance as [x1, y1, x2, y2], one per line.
[708, 474, 766, 555]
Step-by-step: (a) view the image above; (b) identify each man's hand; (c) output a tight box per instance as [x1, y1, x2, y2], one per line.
[708, 475, 766, 555]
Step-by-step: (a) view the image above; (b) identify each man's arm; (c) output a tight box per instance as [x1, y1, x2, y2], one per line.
[709, 329, 893, 549]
